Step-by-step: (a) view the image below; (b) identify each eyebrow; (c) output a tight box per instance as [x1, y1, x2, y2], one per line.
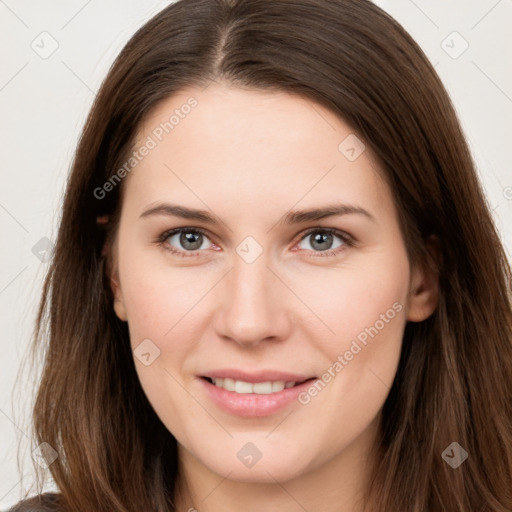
[139, 202, 376, 226]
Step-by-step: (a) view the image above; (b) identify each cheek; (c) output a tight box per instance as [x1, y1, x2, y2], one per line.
[117, 256, 209, 432]
[295, 245, 410, 408]
[293, 248, 410, 355]
[117, 237, 209, 347]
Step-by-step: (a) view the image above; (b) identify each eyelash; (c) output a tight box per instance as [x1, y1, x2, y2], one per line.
[156, 227, 355, 259]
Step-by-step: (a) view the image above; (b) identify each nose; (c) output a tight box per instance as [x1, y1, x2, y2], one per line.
[213, 253, 293, 348]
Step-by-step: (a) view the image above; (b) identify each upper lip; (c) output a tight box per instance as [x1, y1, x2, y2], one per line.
[200, 369, 316, 383]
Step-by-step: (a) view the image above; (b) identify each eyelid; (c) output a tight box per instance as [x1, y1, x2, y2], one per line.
[291, 227, 355, 256]
[157, 226, 355, 257]
[156, 226, 217, 257]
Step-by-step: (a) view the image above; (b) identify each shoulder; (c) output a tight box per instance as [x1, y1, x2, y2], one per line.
[7, 493, 64, 512]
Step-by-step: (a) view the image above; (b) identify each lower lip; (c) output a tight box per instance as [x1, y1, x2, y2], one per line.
[199, 377, 317, 418]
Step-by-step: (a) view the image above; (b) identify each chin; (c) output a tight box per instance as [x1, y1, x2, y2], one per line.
[189, 436, 321, 484]
[210, 456, 311, 484]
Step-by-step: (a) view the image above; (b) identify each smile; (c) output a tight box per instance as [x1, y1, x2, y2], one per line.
[199, 373, 318, 417]
[206, 377, 299, 394]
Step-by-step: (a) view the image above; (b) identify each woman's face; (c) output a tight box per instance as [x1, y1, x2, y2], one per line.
[109, 83, 437, 485]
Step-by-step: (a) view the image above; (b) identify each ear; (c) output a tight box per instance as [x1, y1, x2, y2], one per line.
[407, 235, 441, 322]
[104, 238, 128, 322]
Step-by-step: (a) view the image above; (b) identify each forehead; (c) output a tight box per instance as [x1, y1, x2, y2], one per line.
[136, 84, 362, 164]
[123, 84, 394, 224]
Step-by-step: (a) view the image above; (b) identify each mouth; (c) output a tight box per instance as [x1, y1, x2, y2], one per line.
[198, 368, 319, 417]
[200, 376, 317, 395]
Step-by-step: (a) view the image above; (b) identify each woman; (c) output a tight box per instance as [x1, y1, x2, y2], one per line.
[9, 0, 512, 510]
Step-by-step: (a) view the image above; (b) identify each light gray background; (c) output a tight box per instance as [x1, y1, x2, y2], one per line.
[1, 0, 511, 508]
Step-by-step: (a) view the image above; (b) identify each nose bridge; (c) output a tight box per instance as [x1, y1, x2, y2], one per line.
[214, 242, 291, 346]
[231, 249, 271, 308]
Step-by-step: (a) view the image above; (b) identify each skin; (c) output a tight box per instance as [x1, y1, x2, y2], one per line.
[108, 82, 439, 512]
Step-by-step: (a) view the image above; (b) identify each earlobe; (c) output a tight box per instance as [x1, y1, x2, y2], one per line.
[112, 275, 128, 322]
[113, 298, 128, 322]
[104, 239, 128, 322]
[406, 236, 441, 322]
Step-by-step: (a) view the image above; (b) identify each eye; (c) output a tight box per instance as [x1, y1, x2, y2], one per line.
[158, 227, 215, 257]
[157, 227, 354, 258]
[294, 228, 354, 257]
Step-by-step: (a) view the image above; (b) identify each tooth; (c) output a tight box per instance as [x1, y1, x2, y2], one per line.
[235, 380, 253, 393]
[272, 381, 285, 392]
[223, 377, 235, 391]
[211, 378, 297, 393]
[253, 382, 274, 394]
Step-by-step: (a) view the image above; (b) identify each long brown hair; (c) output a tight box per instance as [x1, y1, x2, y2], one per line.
[12, 0, 512, 510]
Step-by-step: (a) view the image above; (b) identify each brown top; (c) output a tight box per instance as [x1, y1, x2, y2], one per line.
[7, 493, 63, 512]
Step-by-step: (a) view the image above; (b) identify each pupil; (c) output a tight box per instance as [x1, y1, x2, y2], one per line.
[312, 232, 332, 251]
[181, 232, 201, 250]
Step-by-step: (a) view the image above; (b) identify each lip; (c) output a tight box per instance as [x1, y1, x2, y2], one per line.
[198, 371, 318, 418]
[200, 368, 315, 384]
